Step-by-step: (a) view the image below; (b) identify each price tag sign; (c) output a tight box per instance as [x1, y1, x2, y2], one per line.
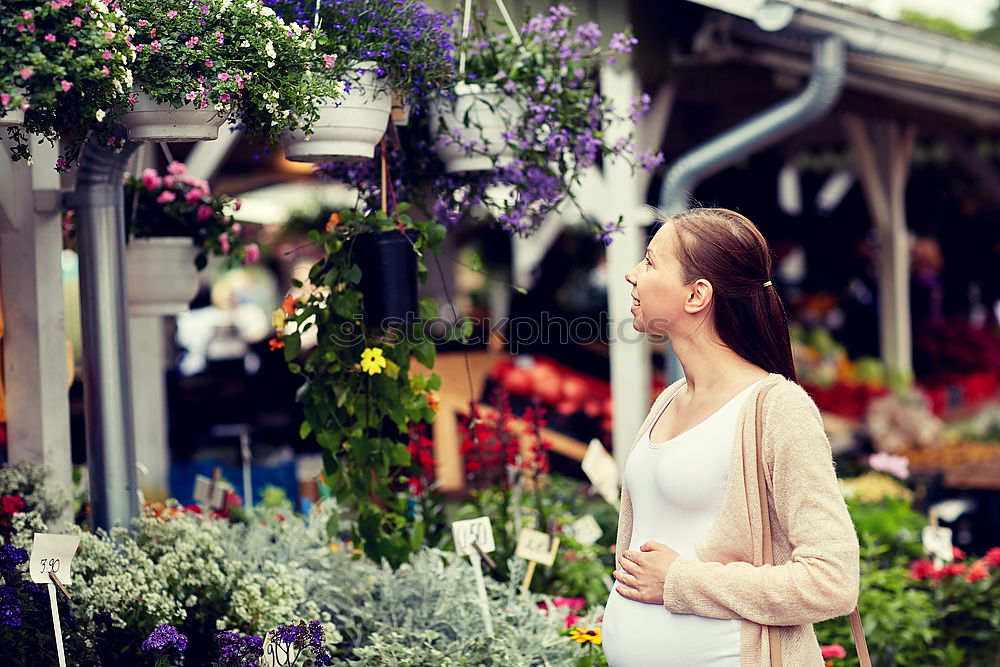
[451, 517, 495, 557]
[566, 515, 603, 546]
[582, 439, 620, 507]
[515, 528, 560, 566]
[261, 633, 302, 667]
[193, 474, 232, 509]
[922, 525, 954, 563]
[30, 533, 81, 586]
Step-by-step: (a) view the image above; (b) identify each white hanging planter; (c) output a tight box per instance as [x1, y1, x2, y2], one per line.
[282, 62, 391, 162]
[429, 83, 521, 173]
[125, 237, 201, 316]
[120, 89, 228, 143]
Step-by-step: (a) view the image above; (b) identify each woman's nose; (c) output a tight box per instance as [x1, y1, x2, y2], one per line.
[625, 264, 639, 285]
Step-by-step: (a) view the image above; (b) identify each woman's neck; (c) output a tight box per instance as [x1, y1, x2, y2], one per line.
[671, 333, 767, 395]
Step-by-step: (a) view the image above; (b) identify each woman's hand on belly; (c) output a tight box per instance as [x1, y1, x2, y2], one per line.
[613, 541, 679, 604]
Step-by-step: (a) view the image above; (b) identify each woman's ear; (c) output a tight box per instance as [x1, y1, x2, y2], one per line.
[684, 278, 713, 314]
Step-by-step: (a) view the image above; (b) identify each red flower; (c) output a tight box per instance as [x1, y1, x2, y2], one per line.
[909, 559, 936, 581]
[965, 559, 990, 583]
[552, 596, 586, 612]
[821, 644, 847, 659]
[1, 495, 25, 515]
[984, 547, 1000, 568]
[938, 563, 966, 579]
[952, 546, 966, 561]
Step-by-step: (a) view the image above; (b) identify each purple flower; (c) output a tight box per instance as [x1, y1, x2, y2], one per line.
[142, 623, 188, 654]
[269, 621, 332, 666]
[216, 630, 264, 666]
[0, 545, 28, 572]
[608, 31, 638, 55]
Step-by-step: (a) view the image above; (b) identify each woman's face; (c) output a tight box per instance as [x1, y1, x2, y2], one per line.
[624, 224, 691, 337]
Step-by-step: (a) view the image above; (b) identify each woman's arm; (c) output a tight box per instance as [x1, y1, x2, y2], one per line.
[660, 382, 860, 626]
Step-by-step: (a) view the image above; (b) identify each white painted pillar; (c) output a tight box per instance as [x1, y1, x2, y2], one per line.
[0, 141, 74, 524]
[601, 67, 652, 466]
[128, 316, 170, 501]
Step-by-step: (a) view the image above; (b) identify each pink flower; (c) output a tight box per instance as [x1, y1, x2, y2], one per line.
[1, 93, 10, 107]
[965, 559, 990, 583]
[16, 24, 26, 33]
[868, 452, 909, 480]
[155, 191, 176, 204]
[230, 222, 241, 233]
[141, 169, 162, 190]
[244, 242, 260, 264]
[167, 10, 177, 17]
[821, 645, 847, 660]
[163, 176, 175, 189]
[151, 40, 161, 52]
[44, 33, 56, 41]
[197, 205, 214, 222]
[68, 37, 77, 47]
[60, 80, 73, 92]
[21, 10, 33, 19]
[101, 66, 110, 77]
[129, 93, 138, 104]
[71, 16, 82, 26]
[564, 614, 579, 628]
[217, 72, 231, 81]
[323, 53, 336, 68]
[104, 31, 114, 40]
[219, 93, 231, 102]
[166, 162, 186, 176]
[185, 91, 197, 101]
[185, 188, 204, 204]
[218, 233, 230, 253]
[135, 44, 143, 52]
[985, 547, 1000, 568]
[19, 67, 33, 80]
[137, 19, 148, 26]
[103, 49, 112, 60]
[204, 60, 213, 67]
[551, 596, 586, 612]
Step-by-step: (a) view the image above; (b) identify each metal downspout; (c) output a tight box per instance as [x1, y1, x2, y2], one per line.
[660, 34, 846, 215]
[65, 132, 140, 530]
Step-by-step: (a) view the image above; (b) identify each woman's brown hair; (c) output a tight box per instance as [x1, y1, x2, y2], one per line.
[662, 207, 797, 382]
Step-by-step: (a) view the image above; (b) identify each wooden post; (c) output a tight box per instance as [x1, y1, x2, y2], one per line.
[842, 115, 916, 387]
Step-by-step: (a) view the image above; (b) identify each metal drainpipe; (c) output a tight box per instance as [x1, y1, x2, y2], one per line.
[65, 132, 140, 530]
[660, 34, 846, 215]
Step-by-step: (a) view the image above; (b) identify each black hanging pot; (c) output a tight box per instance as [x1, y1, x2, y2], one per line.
[354, 229, 419, 327]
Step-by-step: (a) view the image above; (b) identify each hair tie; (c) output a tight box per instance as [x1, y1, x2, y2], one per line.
[762, 280, 772, 288]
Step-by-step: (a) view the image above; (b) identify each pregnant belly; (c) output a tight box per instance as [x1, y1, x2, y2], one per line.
[602, 589, 741, 667]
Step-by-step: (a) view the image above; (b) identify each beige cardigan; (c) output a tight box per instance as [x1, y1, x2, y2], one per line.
[614, 373, 860, 667]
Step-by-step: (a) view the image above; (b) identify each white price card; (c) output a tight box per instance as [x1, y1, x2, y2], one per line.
[30, 533, 81, 586]
[922, 525, 954, 563]
[515, 528, 560, 566]
[193, 474, 233, 508]
[567, 515, 603, 546]
[451, 517, 495, 557]
[261, 633, 302, 667]
[582, 438, 620, 507]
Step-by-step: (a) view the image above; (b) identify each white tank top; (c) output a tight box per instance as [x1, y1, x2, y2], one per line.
[602, 380, 762, 667]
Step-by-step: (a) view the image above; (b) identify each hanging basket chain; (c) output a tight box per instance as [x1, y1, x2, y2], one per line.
[457, 0, 522, 77]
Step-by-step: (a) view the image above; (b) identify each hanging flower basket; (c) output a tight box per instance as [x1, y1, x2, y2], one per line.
[429, 83, 521, 173]
[119, 89, 228, 143]
[125, 237, 200, 316]
[354, 229, 419, 327]
[281, 63, 391, 162]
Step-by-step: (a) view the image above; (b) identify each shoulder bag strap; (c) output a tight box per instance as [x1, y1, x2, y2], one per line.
[754, 382, 873, 667]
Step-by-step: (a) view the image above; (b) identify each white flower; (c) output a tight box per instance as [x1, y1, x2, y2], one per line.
[240, 40, 250, 48]
[267, 61, 275, 69]
[95, 109, 106, 121]
[265, 40, 276, 59]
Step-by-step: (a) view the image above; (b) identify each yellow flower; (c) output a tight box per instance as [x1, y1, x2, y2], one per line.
[360, 347, 387, 375]
[568, 628, 602, 645]
[272, 308, 286, 332]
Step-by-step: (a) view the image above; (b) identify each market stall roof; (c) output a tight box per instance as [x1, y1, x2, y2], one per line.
[680, 0, 1000, 128]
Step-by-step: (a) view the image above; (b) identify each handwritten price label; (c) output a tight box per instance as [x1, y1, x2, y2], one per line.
[582, 439, 620, 507]
[515, 528, 560, 566]
[261, 633, 303, 667]
[922, 526, 954, 563]
[451, 517, 495, 557]
[566, 515, 603, 546]
[29, 533, 81, 586]
[193, 474, 232, 509]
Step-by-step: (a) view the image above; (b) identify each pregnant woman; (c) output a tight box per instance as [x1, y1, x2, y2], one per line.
[602, 208, 860, 667]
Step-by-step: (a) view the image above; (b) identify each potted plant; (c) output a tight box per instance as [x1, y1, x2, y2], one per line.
[266, 0, 456, 161]
[270, 201, 445, 566]
[119, 0, 325, 144]
[427, 4, 664, 238]
[119, 161, 255, 315]
[0, 0, 135, 170]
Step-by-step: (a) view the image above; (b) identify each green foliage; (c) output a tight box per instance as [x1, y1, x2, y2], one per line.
[278, 204, 446, 568]
[899, 9, 977, 41]
[847, 495, 927, 564]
